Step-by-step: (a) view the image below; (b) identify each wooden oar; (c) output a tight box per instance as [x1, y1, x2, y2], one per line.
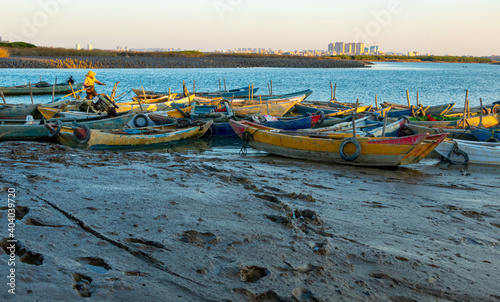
[62, 88, 85, 99]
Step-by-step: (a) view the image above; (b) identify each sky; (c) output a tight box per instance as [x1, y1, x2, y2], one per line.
[1, 0, 499, 56]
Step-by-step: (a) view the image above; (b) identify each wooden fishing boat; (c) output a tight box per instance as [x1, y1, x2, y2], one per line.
[229, 120, 448, 167]
[230, 89, 313, 102]
[469, 126, 500, 142]
[206, 115, 321, 137]
[389, 112, 500, 128]
[37, 95, 195, 120]
[0, 113, 135, 141]
[127, 106, 196, 128]
[385, 103, 455, 118]
[294, 103, 373, 116]
[0, 79, 83, 96]
[115, 95, 195, 113]
[0, 99, 82, 119]
[48, 120, 213, 150]
[133, 86, 255, 99]
[231, 95, 305, 118]
[434, 139, 500, 165]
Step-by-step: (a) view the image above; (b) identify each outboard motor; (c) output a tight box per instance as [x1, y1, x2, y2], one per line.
[91, 94, 119, 117]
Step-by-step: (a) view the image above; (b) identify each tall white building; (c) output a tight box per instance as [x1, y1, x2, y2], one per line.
[87, 44, 92, 50]
[76, 44, 81, 50]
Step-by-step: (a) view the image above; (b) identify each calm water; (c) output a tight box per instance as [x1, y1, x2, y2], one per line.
[1, 62, 499, 108]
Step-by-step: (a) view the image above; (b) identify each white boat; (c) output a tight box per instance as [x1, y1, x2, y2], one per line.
[434, 139, 500, 165]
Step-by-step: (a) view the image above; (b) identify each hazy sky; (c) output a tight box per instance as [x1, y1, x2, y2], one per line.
[1, 0, 499, 56]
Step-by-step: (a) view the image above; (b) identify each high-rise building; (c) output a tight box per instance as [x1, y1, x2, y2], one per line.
[87, 44, 92, 50]
[75, 44, 81, 50]
[345, 43, 356, 54]
[355, 43, 365, 55]
[334, 42, 345, 54]
[328, 43, 334, 52]
[370, 45, 379, 54]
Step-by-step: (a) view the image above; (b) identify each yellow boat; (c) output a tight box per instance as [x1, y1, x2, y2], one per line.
[229, 95, 304, 118]
[229, 120, 448, 167]
[47, 120, 212, 150]
[37, 95, 195, 119]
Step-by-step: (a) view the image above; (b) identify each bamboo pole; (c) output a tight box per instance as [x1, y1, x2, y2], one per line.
[0, 92, 6, 105]
[168, 87, 171, 101]
[69, 82, 76, 98]
[375, 95, 378, 109]
[406, 90, 410, 108]
[110, 82, 119, 102]
[251, 83, 254, 101]
[270, 80, 273, 95]
[259, 95, 263, 116]
[29, 82, 34, 104]
[330, 82, 333, 101]
[193, 80, 196, 94]
[224, 78, 227, 92]
[462, 90, 468, 129]
[382, 113, 388, 137]
[52, 77, 57, 103]
[478, 98, 484, 127]
[333, 83, 337, 101]
[467, 94, 470, 118]
[416, 92, 419, 106]
[351, 99, 359, 138]
[219, 79, 221, 92]
[268, 83, 271, 95]
[139, 86, 146, 113]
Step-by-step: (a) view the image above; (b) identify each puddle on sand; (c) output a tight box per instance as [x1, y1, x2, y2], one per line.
[78, 257, 111, 274]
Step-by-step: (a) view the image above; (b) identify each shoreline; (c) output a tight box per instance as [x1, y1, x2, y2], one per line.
[0, 56, 368, 69]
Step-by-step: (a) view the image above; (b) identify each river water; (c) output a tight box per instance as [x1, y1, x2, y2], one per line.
[1, 62, 499, 107]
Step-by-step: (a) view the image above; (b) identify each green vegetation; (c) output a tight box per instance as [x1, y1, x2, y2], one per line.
[0, 41, 36, 48]
[332, 55, 491, 63]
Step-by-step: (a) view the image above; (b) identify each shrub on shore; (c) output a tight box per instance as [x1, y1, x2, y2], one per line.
[0, 47, 9, 58]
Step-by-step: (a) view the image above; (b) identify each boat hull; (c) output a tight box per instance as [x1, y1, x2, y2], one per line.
[0, 83, 83, 96]
[230, 120, 447, 167]
[54, 121, 212, 150]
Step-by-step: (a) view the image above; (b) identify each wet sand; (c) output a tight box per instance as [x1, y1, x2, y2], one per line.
[0, 140, 499, 301]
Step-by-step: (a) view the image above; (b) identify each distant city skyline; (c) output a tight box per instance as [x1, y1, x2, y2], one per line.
[1, 0, 499, 56]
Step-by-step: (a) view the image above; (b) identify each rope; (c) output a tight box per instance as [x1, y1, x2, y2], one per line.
[114, 89, 133, 102]
[239, 130, 256, 156]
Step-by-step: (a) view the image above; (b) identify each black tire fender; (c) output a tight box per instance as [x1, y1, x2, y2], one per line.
[398, 116, 410, 124]
[339, 137, 361, 161]
[314, 110, 326, 125]
[45, 120, 62, 138]
[133, 114, 148, 128]
[72, 124, 91, 144]
[447, 149, 469, 165]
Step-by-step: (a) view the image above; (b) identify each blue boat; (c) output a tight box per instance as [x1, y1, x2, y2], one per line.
[204, 115, 321, 137]
[248, 89, 313, 101]
[133, 86, 258, 99]
[294, 103, 339, 115]
[469, 126, 500, 142]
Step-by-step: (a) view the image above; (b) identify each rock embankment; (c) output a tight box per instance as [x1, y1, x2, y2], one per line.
[0, 56, 368, 69]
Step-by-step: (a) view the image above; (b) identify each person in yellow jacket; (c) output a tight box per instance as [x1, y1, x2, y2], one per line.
[83, 71, 106, 99]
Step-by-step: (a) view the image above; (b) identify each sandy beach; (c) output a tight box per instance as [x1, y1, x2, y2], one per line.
[0, 139, 499, 301]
